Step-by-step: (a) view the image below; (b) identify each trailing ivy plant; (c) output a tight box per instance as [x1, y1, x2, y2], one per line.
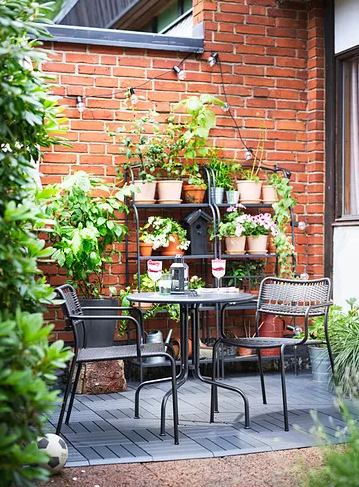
[0, 1, 72, 485]
[268, 172, 297, 277]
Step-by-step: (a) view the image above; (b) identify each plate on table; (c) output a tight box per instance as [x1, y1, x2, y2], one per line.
[197, 288, 215, 294]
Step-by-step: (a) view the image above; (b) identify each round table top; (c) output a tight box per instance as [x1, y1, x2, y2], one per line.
[127, 290, 255, 305]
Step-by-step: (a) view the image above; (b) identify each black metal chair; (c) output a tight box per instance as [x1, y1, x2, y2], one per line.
[211, 277, 334, 431]
[55, 284, 179, 444]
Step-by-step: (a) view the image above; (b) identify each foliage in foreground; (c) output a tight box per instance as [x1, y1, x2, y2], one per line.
[303, 400, 359, 487]
[0, 0, 71, 485]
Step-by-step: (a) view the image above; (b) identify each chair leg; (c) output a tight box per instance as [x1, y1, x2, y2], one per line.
[65, 362, 82, 425]
[56, 358, 77, 435]
[279, 345, 289, 431]
[257, 349, 267, 404]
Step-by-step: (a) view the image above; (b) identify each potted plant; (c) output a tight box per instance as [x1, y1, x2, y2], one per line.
[175, 94, 226, 203]
[140, 216, 190, 256]
[46, 171, 132, 346]
[213, 203, 247, 254]
[242, 213, 278, 254]
[236, 124, 265, 204]
[208, 150, 241, 204]
[181, 163, 207, 203]
[114, 111, 159, 203]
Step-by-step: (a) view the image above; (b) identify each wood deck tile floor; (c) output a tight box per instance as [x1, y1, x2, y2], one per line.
[47, 372, 351, 467]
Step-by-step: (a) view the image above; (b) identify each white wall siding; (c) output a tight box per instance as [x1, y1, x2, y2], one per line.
[335, 0, 359, 54]
[333, 226, 359, 306]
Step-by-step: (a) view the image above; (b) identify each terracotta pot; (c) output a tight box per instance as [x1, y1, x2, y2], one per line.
[157, 180, 183, 203]
[133, 180, 156, 204]
[247, 235, 268, 254]
[182, 184, 206, 203]
[139, 242, 153, 256]
[133, 301, 153, 310]
[225, 236, 246, 254]
[161, 234, 184, 256]
[262, 185, 278, 204]
[259, 313, 285, 357]
[238, 347, 253, 356]
[169, 337, 192, 360]
[237, 180, 262, 204]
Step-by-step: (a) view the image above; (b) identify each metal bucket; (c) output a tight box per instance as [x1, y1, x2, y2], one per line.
[210, 187, 224, 204]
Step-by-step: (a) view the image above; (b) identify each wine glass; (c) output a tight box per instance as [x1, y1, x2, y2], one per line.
[211, 259, 226, 292]
[147, 260, 163, 294]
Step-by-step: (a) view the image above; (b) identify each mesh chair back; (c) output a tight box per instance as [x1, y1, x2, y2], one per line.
[55, 284, 87, 349]
[257, 277, 331, 317]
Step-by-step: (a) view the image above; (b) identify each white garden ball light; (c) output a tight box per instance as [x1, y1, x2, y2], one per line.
[37, 433, 69, 474]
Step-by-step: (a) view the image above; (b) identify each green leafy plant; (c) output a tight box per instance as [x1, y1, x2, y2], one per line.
[212, 203, 246, 239]
[226, 260, 265, 289]
[0, 1, 72, 484]
[139, 216, 190, 251]
[189, 275, 206, 289]
[47, 171, 132, 298]
[208, 149, 241, 190]
[119, 272, 180, 322]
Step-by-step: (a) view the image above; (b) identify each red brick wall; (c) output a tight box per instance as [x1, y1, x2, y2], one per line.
[41, 0, 326, 340]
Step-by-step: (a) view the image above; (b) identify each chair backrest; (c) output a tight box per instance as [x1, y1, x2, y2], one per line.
[55, 284, 86, 349]
[257, 277, 331, 317]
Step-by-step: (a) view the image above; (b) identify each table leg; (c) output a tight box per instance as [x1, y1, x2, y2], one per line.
[191, 305, 250, 429]
[159, 304, 189, 436]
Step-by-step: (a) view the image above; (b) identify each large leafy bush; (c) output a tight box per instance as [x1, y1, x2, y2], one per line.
[0, 1, 71, 485]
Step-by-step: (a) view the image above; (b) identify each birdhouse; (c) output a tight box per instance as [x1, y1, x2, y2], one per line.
[183, 210, 213, 255]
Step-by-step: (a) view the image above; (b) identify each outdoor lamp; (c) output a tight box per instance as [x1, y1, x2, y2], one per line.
[222, 102, 230, 112]
[173, 65, 186, 81]
[76, 96, 86, 113]
[128, 88, 139, 105]
[245, 149, 254, 160]
[208, 52, 219, 67]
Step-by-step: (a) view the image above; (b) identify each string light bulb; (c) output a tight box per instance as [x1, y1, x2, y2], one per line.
[76, 96, 86, 113]
[173, 65, 186, 81]
[298, 221, 307, 231]
[208, 52, 219, 67]
[222, 102, 230, 112]
[128, 88, 139, 105]
[245, 149, 254, 161]
[300, 272, 309, 280]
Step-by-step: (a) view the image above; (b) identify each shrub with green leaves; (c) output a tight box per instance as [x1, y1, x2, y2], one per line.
[47, 171, 132, 298]
[0, 0, 71, 484]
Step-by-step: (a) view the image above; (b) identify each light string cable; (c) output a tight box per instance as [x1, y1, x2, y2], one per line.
[217, 54, 252, 155]
[65, 51, 194, 101]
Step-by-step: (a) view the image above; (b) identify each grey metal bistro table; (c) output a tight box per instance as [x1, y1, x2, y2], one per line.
[127, 290, 255, 436]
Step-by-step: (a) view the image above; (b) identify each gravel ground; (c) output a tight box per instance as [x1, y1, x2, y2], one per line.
[40, 447, 325, 487]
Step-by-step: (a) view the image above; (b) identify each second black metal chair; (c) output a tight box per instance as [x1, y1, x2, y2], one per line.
[211, 277, 334, 431]
[55, 284, 179, 444]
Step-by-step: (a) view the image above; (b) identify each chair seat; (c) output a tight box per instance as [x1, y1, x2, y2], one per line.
[78, 342, 166, 363]
[221, 337, 324, 349]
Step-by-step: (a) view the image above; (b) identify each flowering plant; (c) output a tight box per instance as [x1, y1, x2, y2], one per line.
[241, 213, 278, 237]
[216, 204, 247, 239]
[139, 216, 190, 250]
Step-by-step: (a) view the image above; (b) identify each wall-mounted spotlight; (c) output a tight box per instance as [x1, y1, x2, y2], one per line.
[208, 52, 219, 67]
[173, 65, 186, 81]
[245, 149, 254, 161]
[76, 96, 86, 113]
[128, 87, 139, 105]
[293, 220, 307, 230]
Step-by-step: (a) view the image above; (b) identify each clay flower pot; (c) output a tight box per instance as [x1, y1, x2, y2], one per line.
[139, 242, 153, 256]
[225, 236, 246, 254]
[247, 235, 268, 255]
[133, 180, 156, 204]
[262, 185, 278, 204]
[238, 347, 253, 356]
[182, 184, 206, 203]
[157, 180, 183, 203]
[161, 235, 184, 256]
[237, 180, 262, 204]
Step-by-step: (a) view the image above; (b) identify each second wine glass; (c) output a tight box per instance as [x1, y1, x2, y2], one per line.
[211, 259, 226, 292]
[147, 260, 163, 294]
